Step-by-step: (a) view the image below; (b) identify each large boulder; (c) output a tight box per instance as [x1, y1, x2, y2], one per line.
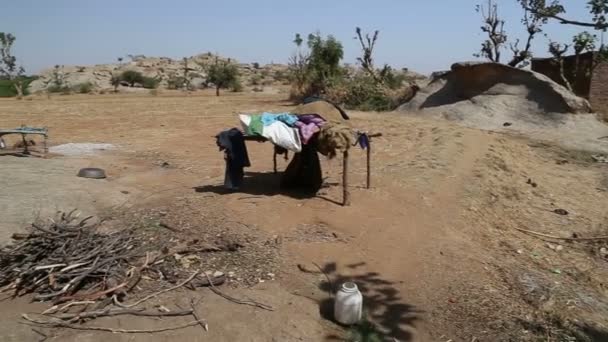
[398, 62, 608, 153]
[400, 62, 592, 124]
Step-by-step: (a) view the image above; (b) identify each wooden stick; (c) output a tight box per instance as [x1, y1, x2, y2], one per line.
[21, 133, 29, 155]
[190, 298, 208, 332]
[22, 314, 204, 334]
[366, 138, 372, 189]
[204, 273, 273, 311]
[342, 150, 351, 206]
[312, 262, 334, 298]
[116, 271, 199, 308]
[514, 227, 608, 241]
[50, 308, 193, 320]
[55, 282, 127, 304]
[42, 301, 95, 315]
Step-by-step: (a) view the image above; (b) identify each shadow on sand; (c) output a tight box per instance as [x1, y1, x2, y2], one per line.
[315, 262, 420, 341]
[194, 171, 344, 204]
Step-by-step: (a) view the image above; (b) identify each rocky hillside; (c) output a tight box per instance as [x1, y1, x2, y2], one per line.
[28, 53, 290, 93]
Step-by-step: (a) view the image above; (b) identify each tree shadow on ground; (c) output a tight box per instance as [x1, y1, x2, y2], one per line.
[194, 171, 320, 199]
[317, 262, 420, 341]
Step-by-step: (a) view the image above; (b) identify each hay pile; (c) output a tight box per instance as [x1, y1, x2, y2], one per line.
[316, 122, 354, 159]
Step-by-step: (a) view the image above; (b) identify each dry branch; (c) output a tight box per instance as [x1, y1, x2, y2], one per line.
[114, 271, 199, 308]
[50, 308, 193, 321]
[204, 273, 274, 311]
[22, 314, 204, 334]
[190, 298, 209, 332]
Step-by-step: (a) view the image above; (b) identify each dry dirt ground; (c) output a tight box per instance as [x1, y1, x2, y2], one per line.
[0, 91, 607, 341]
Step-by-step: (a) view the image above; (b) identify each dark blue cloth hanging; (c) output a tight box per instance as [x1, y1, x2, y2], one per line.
[216, 128, 250, 190]
[357, 133, 370, 150]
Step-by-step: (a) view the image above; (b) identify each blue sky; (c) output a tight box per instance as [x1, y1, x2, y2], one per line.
[1, 0, 600, 74]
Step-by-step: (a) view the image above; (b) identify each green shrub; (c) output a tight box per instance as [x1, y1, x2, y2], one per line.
[207, 59, 240, 96]
[121, 70, 144, 86]
[250, 74, 262, 85]
[167, 75, 186, 90]
[324, 75, 406, 111]
[75, 82, 94, 94]
[142, 77, 159, 89]
[231, 79, 244, 92]
[273, 70, 288, 82]
[0, 77, 34, 97]
[0, 80, 15, 97]
[378, 66, 407, 90]
[47, 84, 72, 94]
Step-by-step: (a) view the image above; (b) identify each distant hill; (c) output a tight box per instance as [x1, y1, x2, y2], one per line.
[28, 53, 290, 93]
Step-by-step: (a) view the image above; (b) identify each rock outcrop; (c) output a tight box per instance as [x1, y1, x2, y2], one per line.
[401, 62, 592, 116]
[398, 62, 608, 153]
[28, 53, 289, 93]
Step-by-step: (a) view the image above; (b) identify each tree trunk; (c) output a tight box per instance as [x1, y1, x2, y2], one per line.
[13, 80, 24, 99]
[558, 59, 573, 92]
[508, 56, 524, 67]
[216, 85, 220, 96]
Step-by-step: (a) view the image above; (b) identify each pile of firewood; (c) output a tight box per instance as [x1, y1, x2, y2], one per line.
[0, 210, 271, 334]
[0, 210, 141, 303]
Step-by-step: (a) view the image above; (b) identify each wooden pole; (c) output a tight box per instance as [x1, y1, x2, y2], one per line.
[21, 133, 29, 155]
[342, 149, 351, 206]
[366, 139, 372, 189]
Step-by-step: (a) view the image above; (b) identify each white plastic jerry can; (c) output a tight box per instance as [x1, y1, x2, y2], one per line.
[334, 282, 363, 325]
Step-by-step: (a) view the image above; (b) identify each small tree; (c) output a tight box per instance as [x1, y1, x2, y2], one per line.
[355, 27, 407, 87]
[142, 76, 160, 89]
[522, 0, 608, 30]
[572, 31, 600, 78]
[288, 33, 311, 93]
[47, 65, 70, 93]
[475, 0, 508, 63]
[548, 41, 573, 90]
[181, 57, 192, 90]
[546, 32, 602, 92]
[206, 58, 239, 96]
[508, 0, 547, 67]
[121, 70, 144, 87]
[355, 27, 381, 82]
[110, 74, 121, 92]
[0, 33, 25, 97]
[474, 0, 545, 67]
[288, 32, 344, 97]
[307, 32, 344, 93]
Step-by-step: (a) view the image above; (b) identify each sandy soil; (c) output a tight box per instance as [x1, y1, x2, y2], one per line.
[0, 91, 607, 341]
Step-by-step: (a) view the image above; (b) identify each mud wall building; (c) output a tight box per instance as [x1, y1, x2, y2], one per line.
[531, 52, 608, 120]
